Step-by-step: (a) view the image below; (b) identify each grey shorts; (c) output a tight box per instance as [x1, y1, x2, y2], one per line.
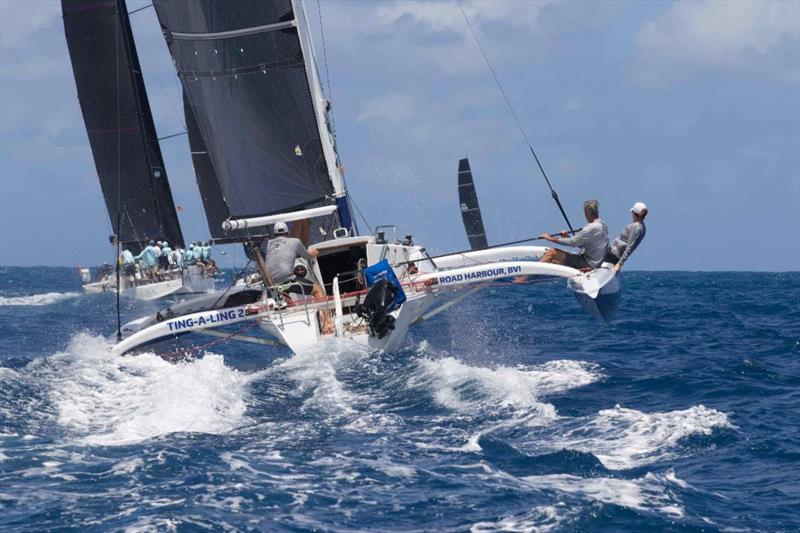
[562, 252, 591, 270]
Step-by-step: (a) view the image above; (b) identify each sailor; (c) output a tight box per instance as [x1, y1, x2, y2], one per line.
[184, 244, 196, 266]
[539, 199, 608, 270]
[168, 247, 183, 268]
[159, 241, 172, 271]
[606, 202, 647, 272]
[260, 222, 333, 334]
[260, 222, 318, 284]
[135, 240, 159, 281]
[201, 241, 210, 262]
[278, 257, 316, 300]
[120, 249, 136, 282]
[192, 241, 203, 263]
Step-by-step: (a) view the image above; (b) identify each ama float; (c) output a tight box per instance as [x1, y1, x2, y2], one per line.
[66, 0, 621, 357]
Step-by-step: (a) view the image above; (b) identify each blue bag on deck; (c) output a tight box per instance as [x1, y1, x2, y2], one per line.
[363, 259, 407, 310]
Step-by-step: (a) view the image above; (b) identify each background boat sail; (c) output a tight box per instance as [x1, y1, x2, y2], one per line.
[62, 0, 214, 300]
[458, 158, 489, 250]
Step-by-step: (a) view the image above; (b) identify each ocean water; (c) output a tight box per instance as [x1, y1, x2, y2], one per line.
[0, 266, 797, 532]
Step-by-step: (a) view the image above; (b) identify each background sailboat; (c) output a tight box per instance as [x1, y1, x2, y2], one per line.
[62, 0, 214, 300]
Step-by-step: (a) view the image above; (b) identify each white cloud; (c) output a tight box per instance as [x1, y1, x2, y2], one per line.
[634, 0, 800, 84]
[565, 96, 582, 112]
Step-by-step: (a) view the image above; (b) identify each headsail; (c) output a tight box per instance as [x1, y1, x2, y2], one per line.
[458, 158, 488, 250]
[62, 0, 184, 253]
[154, 0, 351, 243]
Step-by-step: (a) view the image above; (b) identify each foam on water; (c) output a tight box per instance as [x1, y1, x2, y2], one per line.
[410, 356, 601, 416]
[43, 333, 253, 445]
[272, 339, 371, 418]
[521, 469, 687, 518]
[554, 405, 733, 470]
[0, 291, 81, 306]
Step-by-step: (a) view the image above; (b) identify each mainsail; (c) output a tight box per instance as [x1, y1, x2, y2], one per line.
[458, 158, 488, 250]
[154, 0, 352, 244]
[62, 0, 184, 253]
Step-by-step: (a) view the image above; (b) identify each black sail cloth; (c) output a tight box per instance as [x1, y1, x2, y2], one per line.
[155, 0, 338, 244]
[62, 0, 184, 253]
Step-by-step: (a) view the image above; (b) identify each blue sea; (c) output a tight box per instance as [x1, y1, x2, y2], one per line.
[0, 267, 797, 532]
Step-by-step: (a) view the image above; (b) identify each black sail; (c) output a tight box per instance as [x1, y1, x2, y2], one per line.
[154, 0, 337, 242]
[62, 0, 184, 253]
[458, 158, 488, 250]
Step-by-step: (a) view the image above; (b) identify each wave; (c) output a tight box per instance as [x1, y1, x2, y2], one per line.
[43, 333, 255, 445]
[409, 355, 601, 417]
[552, 405, 733, 470]
[519, 469, 687, 518]
[0, 291, 81, 306]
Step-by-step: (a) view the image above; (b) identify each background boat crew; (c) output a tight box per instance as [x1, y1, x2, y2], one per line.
[120, 249, 136, 282]
[158, 241, 172, 271]
[606, 202, 648, 272]
[539, 199, 609, 270]
[135, 240, 159, 281]
[184, 244, 196, 266]
[169, 247, 183, 268]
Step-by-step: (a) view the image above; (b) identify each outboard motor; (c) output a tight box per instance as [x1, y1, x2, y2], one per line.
[356, 280, 399, 339]
[355, 259, 407, 339]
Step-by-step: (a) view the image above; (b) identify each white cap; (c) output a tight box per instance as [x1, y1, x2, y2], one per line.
[274, 221, 289, 235]
[631, 202, 647, 214]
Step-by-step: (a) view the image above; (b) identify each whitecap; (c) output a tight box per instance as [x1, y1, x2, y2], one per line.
[553, 405, 733, 469]
[0, 291, 80, 306]
[521, 469, 686, 518]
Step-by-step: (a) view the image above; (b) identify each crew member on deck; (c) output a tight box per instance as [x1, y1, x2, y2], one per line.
[260, 222, 333, 334]
[135, 240, 159, 281]
[184, 244, 196, 266]
[121, 249, 136, 283]
[606, 202, 648, 272]
[539, 199, 609, 270]
[159, 241, 172, 272]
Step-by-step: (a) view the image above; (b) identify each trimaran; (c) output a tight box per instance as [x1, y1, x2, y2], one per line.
[62, 0, 621, 357]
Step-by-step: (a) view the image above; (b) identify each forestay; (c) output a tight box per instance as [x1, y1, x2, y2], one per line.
[62, 0, 184, 253]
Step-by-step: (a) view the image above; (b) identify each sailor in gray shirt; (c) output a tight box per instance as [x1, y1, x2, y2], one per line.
[259, 222, 318, 284]
[606, 202, 647, 272]
[540, 199, 609, 270]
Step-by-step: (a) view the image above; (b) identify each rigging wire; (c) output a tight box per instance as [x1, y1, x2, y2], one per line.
[316, 0, 336, 135]
[128, 3, 152, 15]
[455, 1, 575, 233]
[114, 1, 123, 341]
[348, 194, 374, 235]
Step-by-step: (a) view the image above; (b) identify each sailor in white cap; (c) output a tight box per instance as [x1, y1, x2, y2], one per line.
[606, 202, 648, 272]
[259, 222, 333, 333]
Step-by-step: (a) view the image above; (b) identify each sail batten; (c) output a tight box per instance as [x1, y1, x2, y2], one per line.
[62, 0, 184, 253]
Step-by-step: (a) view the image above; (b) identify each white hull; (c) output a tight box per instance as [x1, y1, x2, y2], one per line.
[113, 239, 621, 358]
[82, 266, 216, 301]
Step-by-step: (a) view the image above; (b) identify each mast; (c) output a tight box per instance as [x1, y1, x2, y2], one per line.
[294, 0, 353, 232]
[62, 0, 185, 253]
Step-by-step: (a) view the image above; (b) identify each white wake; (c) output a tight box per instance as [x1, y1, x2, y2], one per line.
[45, 333, 254, 445]
[0, 291, 81, 306]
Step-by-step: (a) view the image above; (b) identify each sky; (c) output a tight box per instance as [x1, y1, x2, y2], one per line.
[0, 0, 798, 270]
